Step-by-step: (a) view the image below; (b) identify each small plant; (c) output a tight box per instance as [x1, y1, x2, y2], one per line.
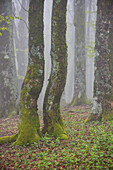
[0, 105, 113, 169]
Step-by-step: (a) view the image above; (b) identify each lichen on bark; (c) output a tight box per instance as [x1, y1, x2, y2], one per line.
[13, 0, 44, 145]
[42, 0, 68, 140]
[0, 0, 44, 145]
[85, 0, 113, 122]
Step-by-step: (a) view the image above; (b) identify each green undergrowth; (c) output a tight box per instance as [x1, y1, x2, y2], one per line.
[0, 105, 113, 169]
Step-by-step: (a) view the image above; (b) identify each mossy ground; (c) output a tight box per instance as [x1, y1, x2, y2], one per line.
[0, 104, 113, 169]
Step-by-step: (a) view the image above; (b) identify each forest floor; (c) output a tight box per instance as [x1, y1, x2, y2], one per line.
[0, 104, 113, 170]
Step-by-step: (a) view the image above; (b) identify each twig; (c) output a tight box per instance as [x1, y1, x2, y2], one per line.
[18, 0, 29, 13]
[13, 12, 29, 31]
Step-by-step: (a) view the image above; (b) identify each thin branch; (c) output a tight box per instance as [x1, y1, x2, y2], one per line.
[18, 0, 29, 13]
[13, 12, 29, 31]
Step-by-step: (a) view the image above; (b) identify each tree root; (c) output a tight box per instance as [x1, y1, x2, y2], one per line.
[0, 133, 18, 145]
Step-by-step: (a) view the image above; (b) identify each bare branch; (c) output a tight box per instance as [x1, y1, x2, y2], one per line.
[18, 0, 29, 13]
[13, 12, 29, 31]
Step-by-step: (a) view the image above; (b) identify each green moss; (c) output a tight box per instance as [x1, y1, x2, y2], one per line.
[47, 122, 68, 140]
[0, 0, 44, 146]
[0, 133, 18, 144]
[13, 105, 41, 146]
[24, 64, 43, 83]
[43, 0, 67, 141]
[13, 132, 40, 146]
[43, 109, 68, 140]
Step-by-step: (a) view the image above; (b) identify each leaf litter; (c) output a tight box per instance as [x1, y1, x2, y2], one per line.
[0, 104, 113, 169]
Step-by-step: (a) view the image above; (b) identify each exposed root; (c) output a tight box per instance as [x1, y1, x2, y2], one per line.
[0, 133, 18, 145]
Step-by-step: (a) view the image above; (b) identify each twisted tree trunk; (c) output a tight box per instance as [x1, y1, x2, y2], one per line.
[0, 0, 44, 145]
[43, 0, 68, 139]
[13, 0, 44, 145]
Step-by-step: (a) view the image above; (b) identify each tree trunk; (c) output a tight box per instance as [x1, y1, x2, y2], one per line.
[43, 0, 68, 140]
[85, 0, 97, 100]
[86, 0, 113, 122]
[15, 0, 29, 94]
[0, 0, 18, 118]
[71, 0, 88, 106]
[13, 0, 44, 145]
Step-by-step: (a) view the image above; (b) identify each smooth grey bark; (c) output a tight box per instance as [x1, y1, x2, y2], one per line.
[13, 0, 29, 94]
[85, 0, 97, 100]
[71, 0, 88, 106]
[64, 0, 75, 104]
[0, 0, 18, 117]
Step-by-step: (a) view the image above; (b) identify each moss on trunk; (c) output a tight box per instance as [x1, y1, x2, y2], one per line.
[85, 0, 113, 122]
[13, 0, 44, 145]
[0, 0, 44, 145]
[43, 0, 68, 140]
[13, 107, 41, 145]
[0, 134, 18, 144]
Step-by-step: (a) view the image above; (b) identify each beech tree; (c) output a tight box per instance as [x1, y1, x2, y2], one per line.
[42, 0, 68, 139]
[71, 0, 88, 106]
[0, 0, 44, 145]
[85, 0, 97, 100]
[86, 0, 113, 122]
[13, 0, 29, 94]
[0, 0, 18, 118]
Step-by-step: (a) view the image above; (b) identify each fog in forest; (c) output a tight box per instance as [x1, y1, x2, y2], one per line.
[12, 0, 97, 110]
[1, 0, 113, 167]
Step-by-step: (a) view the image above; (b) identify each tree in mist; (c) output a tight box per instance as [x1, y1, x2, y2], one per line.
[0, 0, 44, 145]
[37, 0, 53, 111]
[43, 0, 68, 139]
[0, 0, 18, 118]
[71, 0, 88, 106]
[85, 0, 97, 100]
[64, 0, 75, 104]
[13, 0, 29, 94]
[86, 0, 113, 122]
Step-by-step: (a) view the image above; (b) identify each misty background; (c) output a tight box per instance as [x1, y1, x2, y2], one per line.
[12, 0, 97, 111]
